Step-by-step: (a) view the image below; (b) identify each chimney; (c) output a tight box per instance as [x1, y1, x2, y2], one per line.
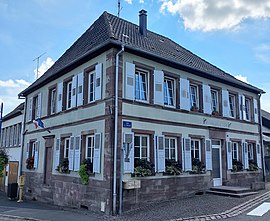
[139, 9, 147, 36]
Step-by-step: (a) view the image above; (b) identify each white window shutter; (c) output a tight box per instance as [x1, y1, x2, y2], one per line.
[205, 139, 212, 170]
[93, 133, 102, 173]
[238, 94, 243, 120]
[34, 141, 40, 169]
[125, 62, 135, 100]
[154, 70, 164, 105]
[71, 75, 77, 108]
[227, 141, 233, 170]
[222, 89, 230, 117]
[242, 142, 249, 169]
[77, 72, 84, 106]
[37, 93, 42, 118]
[55, 138, 60, 170]
[180, 78, 190, 111]
[155, 135, 165, 172]
[26, 142, 29, 158]
[95, 63, 102, 101]
[253, 98, 258, 123]
[57, 82, 63, 113]
[123, 132, 134, 173]
[183, 137, 192, 171]
[69, 136, 75, 171]
[256, 143, 262, 169]
[203, 84, 211, 114]
[74, 135, 81, 172]
[242, 95, 246, 121]
[28, 97, 33, 122]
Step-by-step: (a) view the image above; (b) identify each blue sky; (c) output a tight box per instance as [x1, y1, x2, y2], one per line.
[0, 0, 270, 115]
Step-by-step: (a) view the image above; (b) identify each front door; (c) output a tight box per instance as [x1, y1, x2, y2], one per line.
[44, 146, 53, 185]
[8, 161, 19, 184]
[212, 141, 222, 186]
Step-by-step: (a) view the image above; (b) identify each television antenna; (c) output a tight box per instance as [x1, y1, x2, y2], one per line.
[118, 0, 123, 17]
[33, 52, 46, 79]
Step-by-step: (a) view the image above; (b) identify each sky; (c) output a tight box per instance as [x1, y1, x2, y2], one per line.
[0, 0, 270, 115]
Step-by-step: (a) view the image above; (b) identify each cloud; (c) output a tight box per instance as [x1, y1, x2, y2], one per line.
[0, 79, 31, 88]
[234, 75, 249, 83]
[159, 0, 270, 31]
[124, 0, 133, 4]
[254, 44, 270, 64]
[34, 57, 54, 79]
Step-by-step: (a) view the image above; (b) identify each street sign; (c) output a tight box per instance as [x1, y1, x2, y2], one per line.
[123, 121, 132, 128]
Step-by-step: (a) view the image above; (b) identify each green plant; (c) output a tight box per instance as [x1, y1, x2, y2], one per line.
[0, 149, 9, 164]
[134, 159, 155, 177]
[232, 159, 243, 172]
[190, 158, 205, 174]
[248, 160, 258, 171]
[165, 159, 182, 175]
[0, 149, 9, 177]
[78, 159, 93, 185]
[56, 158, 69, 173]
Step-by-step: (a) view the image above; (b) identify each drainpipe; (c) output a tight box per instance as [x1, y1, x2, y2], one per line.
[113, 45, 124, 215]
[258, 93, 266, 183]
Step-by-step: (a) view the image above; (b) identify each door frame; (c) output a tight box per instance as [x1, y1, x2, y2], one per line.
[212, 141, 222, 187]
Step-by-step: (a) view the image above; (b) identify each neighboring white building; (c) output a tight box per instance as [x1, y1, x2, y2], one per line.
[0, 103, 24, 192]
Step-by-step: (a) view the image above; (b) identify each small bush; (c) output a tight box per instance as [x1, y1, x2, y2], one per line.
[190, 158, 206, 174]
[56, 158, 69, 173]
[134, 159, 155, 177]
[248, 160, 258, 171]
[165, 159, 182, 175]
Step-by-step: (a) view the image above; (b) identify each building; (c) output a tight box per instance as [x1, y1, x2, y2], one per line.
[262, 110, 270, 181]
[0, 103, 24, 192]
[18, 10, 265, 214]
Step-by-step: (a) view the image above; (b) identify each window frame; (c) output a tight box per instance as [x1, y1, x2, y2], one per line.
[134, 134, 150, 161]
[165, 137, 177, 161]
[164, 77, 176, 107]
[191, 138, 201, 160]
[245, 98, 251, 121]
[66, 81, 72, 110]
[88, 71, 96, 103]
[33, 94, 39, 120]
[85, 134, 95, 162]
[232, 142, 238, 160]
[49, 87, 57, 115]
[190, 84, 199, 109]
[135, 68, 149, 102]
[64, 137, 70, 159]
[248, 143, 254, 160]
[211, 89, 219, 112]
[229, 94, 236, 118]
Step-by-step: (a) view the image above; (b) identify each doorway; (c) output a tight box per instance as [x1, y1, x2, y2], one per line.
[212, 140, 222, 186]
[44, 146, 53, 185]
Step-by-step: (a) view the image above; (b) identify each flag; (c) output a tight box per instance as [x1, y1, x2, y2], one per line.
[37, 119, 44, 128]
[33, 119, 38, 129]
[33, 118, 51, 133]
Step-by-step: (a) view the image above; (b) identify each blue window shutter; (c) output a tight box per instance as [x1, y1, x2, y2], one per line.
[77, 72, 84, 106]
[156, 135, 165, 172]
[253, 98, 258, 123]
[71, 75, 77, 108]
[222, 89, 230, 117]
[183, 137, 192, 171]
[34, 141, 40, 169]
[227, 141, 232, 170]
[203, 84, 211, 114]
[57, 82, 63, 113]
[69, 136, 75, 171]
[95, 63, 102, 101]
[154, 70, 164, 105]
[74, 136, 81, 172]
[93, 133, 101, 173]
[180, 78, 190, 111]
[55, 138, 60, 170]
[205, 139, 212, 170]
[125, 62, 135, 100]
[256, 143, 262, 169]
[123, 132, 134, 173]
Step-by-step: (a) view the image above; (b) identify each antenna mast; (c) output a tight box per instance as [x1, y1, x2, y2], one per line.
[118, 0, 122, 17]
[33, 52, 46, 80]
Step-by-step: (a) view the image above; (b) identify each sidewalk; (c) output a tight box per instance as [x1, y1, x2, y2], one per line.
[0, 190, 269, 221]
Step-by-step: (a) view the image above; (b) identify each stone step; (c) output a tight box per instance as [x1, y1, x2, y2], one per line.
[209, 186, 252, 194]
[206, 190, 258, 198]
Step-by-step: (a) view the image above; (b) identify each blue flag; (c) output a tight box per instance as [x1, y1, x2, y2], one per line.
[37, 119, 45, 128]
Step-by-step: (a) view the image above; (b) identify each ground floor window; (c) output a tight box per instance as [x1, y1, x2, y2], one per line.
[64, 137, 70, 158]
[165, 137, 177, 161]
[134, 134, 150, 160]
[191, 139, 201, 160]
[248, 143, 254, 160]
[232, 142, 238, 160]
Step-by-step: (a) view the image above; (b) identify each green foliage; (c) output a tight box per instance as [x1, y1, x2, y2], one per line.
[0, 149, 9, 177]
[79, 164, 89, 185]
[248, 160, 258, 171]
[0, 149, 8, 164]
[134, 159, 155, 177]
[190, 158, 206, 174]
[232, 159, 243, 172]
[56, 158, 69, 173]
[165, 159, 182, 175]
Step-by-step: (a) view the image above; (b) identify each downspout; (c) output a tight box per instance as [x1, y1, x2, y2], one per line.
[113, 45, 124, 215]
[258, 93, 266, 182]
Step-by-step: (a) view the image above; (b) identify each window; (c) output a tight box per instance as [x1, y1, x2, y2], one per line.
[0, 128, 4, 147]
[64, 137, 70, 158]
[134, 134, 149, 160]
[13, 125, 17, 146]
[49, 88, 57, 115]
[86, 135, 94, 162]
[135, 69, 148, 101]
[66, 81, 72, 110]
[190, 84, 199, 109]
[28, 141, 36, 158]
[9, 126, 13, 147]
[191, 139, 201, 160]
[229, 94, 236, 118]
[248, 143, 254, 160]
[211, 89, 219, 112]
[88, 71, 95, 103]
[164, 78, 175, 106]
[33, 95, 39, 119]
[232, 142, 238, 160]
[245, 98, 251, 121]
[18, 123, 22, 145]
[165, 137, 177, 161]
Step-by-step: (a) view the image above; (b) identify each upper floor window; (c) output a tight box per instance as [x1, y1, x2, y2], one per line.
[245, 98, 251, 121]
[33, 95, 39, 119]
[135, 69, 148, 101]
[164, 78, 175, 106]
[134, 134, 149, 161]
[232, 142, 238, 160]
[248, 143, 254, 160]
[190, 84, 199, 110]
[165, 137, 177, 161]
[191, 139, 201, 160]
[229, 94, 236, 118]
[88, 71, 95, 103]
[49, 88, 57, 115]
[211, 89, 219, 112]
[66, 81, 72, 110]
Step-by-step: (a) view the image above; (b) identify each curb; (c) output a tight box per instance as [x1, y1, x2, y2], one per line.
[0, 214, 48, 221]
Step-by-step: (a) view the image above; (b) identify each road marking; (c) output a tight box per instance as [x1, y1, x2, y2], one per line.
[247, 202, 270, 217]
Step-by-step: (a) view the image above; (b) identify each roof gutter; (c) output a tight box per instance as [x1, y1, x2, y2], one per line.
[113, 45, 124, 215]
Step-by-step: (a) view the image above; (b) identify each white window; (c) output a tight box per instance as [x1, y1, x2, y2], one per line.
[190, 84, 199, 109]
[135, 69, 148, 101]
[50, 88, 57, 114]
[211, 89, 219, 112]
[9, 126, 13, 147]
[248, 143, 254, 160]
[165, 137, 177, 161]
[191, 139, 201, 160]
[13, 125, 17, 146]
[164, 78, 175, 106]
[229, 94, 236, 118]
[232, 142, 238, 160]
[18, 123, 22, 145]
[33, 95, 39, 119]
[134, 134, 149, 160]
[88, 71, 95, 103]
[86, 135, 95, 162]
[64, 138, 70, 158]
[245, 98, 251, 121]
[66, 81, 72, 110]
